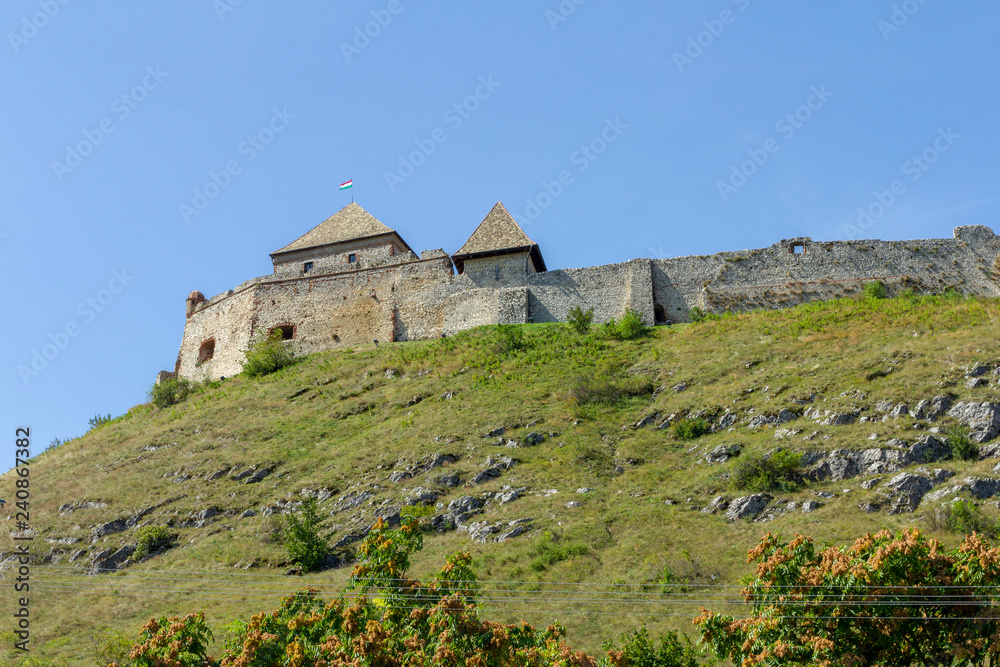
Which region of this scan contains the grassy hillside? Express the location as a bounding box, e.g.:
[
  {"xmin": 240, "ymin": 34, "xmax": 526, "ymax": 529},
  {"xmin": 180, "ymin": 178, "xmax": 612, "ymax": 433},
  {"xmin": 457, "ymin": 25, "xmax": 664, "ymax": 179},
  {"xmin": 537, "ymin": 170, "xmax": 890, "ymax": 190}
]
[{"xmin": 5, "ymin": 293, "xmax": 1000, "ymax": 665}]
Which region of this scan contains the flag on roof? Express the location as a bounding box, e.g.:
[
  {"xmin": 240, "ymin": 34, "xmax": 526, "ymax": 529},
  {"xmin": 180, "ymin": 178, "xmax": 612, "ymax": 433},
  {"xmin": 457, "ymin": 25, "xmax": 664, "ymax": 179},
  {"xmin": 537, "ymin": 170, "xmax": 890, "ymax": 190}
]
[{"xmin": 339, "ymin": 179, "xmax": 353, "ymax": 190}]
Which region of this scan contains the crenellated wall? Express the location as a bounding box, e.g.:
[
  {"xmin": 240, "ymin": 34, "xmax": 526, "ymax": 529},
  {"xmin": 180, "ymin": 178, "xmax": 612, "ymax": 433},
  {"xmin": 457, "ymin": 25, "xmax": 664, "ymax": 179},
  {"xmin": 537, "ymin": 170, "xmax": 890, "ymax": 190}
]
[{"xmin": 170, "ymin": 225, "xmax": 1000, "ymax": 381}]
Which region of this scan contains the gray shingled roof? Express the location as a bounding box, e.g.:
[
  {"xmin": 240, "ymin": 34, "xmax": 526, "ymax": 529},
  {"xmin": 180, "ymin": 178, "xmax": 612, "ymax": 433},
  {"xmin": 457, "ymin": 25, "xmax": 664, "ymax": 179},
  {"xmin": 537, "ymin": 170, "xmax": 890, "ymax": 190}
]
[
  {"xmin": 454, "ymin": 202, "xmax": 537, "ymax": 256},
  {"xmin": 272, "ymin": 203, "xmax": 397, "ymax": 256}
]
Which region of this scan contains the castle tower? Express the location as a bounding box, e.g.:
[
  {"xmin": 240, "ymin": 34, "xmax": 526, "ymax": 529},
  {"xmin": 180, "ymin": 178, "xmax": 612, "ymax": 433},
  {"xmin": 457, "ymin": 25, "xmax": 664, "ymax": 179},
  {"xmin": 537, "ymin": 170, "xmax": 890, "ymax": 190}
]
[
  {"xmin": 452, "ymin": 202, "xmax": 546, "ymax": 282},
  {"xmin": 269, "ymin": 202, "xmax": 416, "ymax": 277}
]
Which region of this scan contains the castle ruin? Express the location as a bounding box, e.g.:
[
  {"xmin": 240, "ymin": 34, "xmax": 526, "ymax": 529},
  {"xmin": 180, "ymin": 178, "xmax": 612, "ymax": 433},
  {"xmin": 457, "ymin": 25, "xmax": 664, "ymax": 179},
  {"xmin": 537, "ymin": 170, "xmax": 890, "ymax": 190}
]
[{"xmin": 166, "ymin": 201, "xmax": 1000, "ymax": 381}]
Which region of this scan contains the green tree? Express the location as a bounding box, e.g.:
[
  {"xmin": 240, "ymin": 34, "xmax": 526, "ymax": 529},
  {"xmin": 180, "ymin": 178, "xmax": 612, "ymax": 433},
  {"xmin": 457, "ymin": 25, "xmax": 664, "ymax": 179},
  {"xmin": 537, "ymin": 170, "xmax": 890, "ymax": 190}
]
[
  {"xmin": 282, "ymin": 497, "xmax": 328, "ymax": 572},
  {"xmin": 696, "ymin": 529, "xmax": 1000, "ymax": 667},
  {"xmin": 242, "ymin": 329, "xmax": 295, "ymax": 377}
]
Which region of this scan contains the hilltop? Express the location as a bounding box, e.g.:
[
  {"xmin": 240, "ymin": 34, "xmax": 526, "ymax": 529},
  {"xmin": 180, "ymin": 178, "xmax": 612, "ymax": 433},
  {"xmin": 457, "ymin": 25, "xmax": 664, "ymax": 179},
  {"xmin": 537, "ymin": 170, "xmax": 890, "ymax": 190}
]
[{"xmin": 6, "ymin": 293, "xmax": 1000, "ymax": 664}]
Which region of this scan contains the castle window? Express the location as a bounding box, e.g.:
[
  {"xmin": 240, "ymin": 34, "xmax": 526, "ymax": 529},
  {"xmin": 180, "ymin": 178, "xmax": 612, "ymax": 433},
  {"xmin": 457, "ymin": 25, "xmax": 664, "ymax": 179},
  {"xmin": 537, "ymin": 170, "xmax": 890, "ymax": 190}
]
[
  {"xmin": 348, "ymin": 253, "xmax": 357, "ymax": 264},
  {"xmin": 196, "ymin": 338, "xmax": 215, "ymax": 366},
  {"xmin": 303, "ymin": 262, "xmax": 313, "ymax": 273},
  {"xmin": 495, "ymin": 265, "xmax": 500, "ymax": 280},
  {"xmin": 270, "ymin": 324, "xmax": 295, "ymax": 340},
  {"xmin": 791, "ymin": 243, "xmax": 805, "ymax": 254}
]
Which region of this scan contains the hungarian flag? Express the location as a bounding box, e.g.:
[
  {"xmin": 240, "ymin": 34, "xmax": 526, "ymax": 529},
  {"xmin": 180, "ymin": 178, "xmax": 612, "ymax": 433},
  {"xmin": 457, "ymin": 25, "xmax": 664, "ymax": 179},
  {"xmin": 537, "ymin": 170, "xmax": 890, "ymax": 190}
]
[{"xmin": 339, "ymin": 179, "xmax": 353, "ymax": 190}]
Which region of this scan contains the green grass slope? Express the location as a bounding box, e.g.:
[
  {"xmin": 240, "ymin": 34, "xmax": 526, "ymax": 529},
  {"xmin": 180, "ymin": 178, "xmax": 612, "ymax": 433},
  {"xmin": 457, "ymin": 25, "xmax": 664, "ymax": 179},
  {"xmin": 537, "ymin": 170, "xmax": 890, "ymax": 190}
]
[{"xmin": 5, "ymin": 294, "xmax": 1000, "ymax": 664}]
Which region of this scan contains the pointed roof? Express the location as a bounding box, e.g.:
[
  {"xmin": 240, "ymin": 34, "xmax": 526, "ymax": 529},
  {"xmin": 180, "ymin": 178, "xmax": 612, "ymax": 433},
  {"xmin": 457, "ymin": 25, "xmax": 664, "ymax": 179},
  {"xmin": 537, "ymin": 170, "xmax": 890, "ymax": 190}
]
[
  {"xmin": 453, "ymin": 202, "xmax": 546, "ymax": 273},
  {"xmin": 271, "ymin": 203, "xmax": 409, "ymax": 257}
]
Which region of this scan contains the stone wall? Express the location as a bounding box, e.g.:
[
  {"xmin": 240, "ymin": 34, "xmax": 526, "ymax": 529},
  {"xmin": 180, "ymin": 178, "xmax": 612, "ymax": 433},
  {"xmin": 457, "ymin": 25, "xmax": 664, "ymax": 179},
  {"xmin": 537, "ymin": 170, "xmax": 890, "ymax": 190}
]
[{"xmin": 172, "ymin": 225, "xmax": 1000, "ymax": 381}]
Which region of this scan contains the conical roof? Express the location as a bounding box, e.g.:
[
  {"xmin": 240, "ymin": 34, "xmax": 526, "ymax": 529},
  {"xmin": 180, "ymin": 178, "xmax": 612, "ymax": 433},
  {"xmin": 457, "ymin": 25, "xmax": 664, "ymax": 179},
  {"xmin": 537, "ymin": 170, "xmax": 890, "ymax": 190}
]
[
  {"xmin": 454, "ymin": 202, "xmax": 537, "ymax": 256},
  {"xmin": 271, "ymin": 203, "xmax": 399, "ymax": 256}
]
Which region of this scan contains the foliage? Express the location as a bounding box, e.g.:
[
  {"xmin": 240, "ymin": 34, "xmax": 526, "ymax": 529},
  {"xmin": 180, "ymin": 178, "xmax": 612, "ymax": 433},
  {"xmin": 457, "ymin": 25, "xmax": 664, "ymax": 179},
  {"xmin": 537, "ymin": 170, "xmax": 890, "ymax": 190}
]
[
  {"xmin": 46, "ymin": 437, "xmax": 67, "ymax": 453},
  {"xmin": 688, "ymin": 307, "xmax": 706, "ymax": 323},
  {"xmin": 92, "ymin": 628, "xmax": 135, "ymax": 667},
  {"xmin": 947, "ymin": 425, "xmax": 978, "ymax": 461},
  {"xmin": 149, "ymin": 377, "xmax": 192, "ymax": 408},
  {"xmin": 568, "ymin": 306, "xmax": 595, "ymax": 334},
  {"xmin": 570, "ymin": 371, "xmax": 656, "ymax": 406},
  {"xmin": 931, "ymin": 499, "xmax": 1000, "ymax": 538},
  {"xmin": 528, "ymin": 531, "xmax": 590, "ymax": 572},
  {"xmin": 671, "ymin": 418, "xmax": 709, "ymax": 441},
  {"xmin": 242, "ymin": 329, "xmax": 295, "ymax": 378},
  {"xmin": 121, "ymin": 612, "xmax": 214, "ymax": 667},
  {"xmin": 88, "ymin": 413, "xmax": 113, "ymax": 430},
  {"xmin": 489, "ymin": 324, "xmax": 529, "ymax": 356},
  {"xmin": 124, "ymin": 519, "xmax": 612, "ymax": 667},
  {"xmin": 600, "ymin": 628, "xmax": 701, "ymax": 667},
  {"xmin": 730, "ymin": 450, "xmax": 802, "ymax": 493},
  {"xmin": 696, "ymin": 529, "xmax": 1000, "ymax": 667},
  {"xmin": 601, "ymin": 309, "xmax": 649, "ymax": 340},
  {"xmin": 862, "ymin": 280, "xmax": 888, "ymax": 300},
  {"xmin": 282, "ymin": 497, "xmax": 328, "ymax": 572},
  {"xmin": 129, "ymin": 526, "xmax": 176, "ymax": 563}
]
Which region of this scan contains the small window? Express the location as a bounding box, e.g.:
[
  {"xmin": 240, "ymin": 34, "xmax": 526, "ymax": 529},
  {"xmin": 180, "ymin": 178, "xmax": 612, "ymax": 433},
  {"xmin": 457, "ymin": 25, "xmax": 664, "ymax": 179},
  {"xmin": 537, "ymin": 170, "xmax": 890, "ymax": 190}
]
[
  {"xmin": 791, "ymin": 243, "xmax": 805, "ymax": 254},
  {"xmin": 494, "ymin": 265, "xmax": 500, "ymax": 280},
  {"xmin": 196, "ymin": 338, "xmax": 215, "ymax": 366},
  {"xmin": 303, "ymin": 262, "xmax": 313, "ymax": 273},
  {"xmin": 348, "ymin": 253, "xmax": 357, "ymax": 264},
  {"xmin": 269, "ymin": 324, "xmax": 294, "ymax": 340}
]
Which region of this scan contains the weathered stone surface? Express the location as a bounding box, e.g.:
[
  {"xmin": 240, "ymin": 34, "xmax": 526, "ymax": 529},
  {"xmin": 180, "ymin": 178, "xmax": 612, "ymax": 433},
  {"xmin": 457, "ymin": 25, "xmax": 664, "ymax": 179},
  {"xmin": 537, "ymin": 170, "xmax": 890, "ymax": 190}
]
[
  {"xmin": 404, "ymin": 488, "xmax": 439, "ymax": 506},
  {"xmin": 91, "ymin": 545, "xmax": 135, "ymax": 573},
  {"xmin": 883, "ymin": 471, "xmax": 949, "ymax": 513},
  {"xmin": 801, "ymin": 500, "xmax": 820, "ymax": 512},
  {"xmin": 702, "ymin": 496, "xmax": 729, "ymax": 514},
  {"xmin": 91, "ymin": 519, "xmax": 127, "ymax": 540},
  {"xmin": 705, "ymin": 444, "xmax": 741, "ymax": 464},
  {"xmin": 965, "ymin": 477, "xmax": 1000, "ymax": 499},
  {"xmin": 967, "ymin": 378, "xmax": 989, "ymax": 389},
  {"xmin": 725, "ymin": 495, "xmax": 770, "ymax": 521},
  {"xmin": 523, "ymin": 432, "xmax": 545, "ymax": 446},
  {"xmin": 807, "ymin": 437, "xmax": 949, "ymax": 482},
  {"xmin": 948, "ymin": 402, "xmax": 1000, "ymax": 443}
]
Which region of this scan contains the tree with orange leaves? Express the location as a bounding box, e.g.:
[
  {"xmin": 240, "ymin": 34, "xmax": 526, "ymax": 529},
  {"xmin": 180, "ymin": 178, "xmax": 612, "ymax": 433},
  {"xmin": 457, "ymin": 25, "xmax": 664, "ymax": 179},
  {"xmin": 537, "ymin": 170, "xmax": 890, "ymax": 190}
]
[{"xmin": 695, "ymin": 529, "xmax": 1000, "ymax": 667}]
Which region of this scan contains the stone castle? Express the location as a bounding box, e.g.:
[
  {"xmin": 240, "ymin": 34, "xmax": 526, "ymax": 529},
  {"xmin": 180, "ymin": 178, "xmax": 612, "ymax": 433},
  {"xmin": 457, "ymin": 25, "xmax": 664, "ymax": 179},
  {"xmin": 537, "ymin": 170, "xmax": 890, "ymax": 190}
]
[{"xmin": 166, "ymin": 201, "xmax": 1000, "ymax": 381}]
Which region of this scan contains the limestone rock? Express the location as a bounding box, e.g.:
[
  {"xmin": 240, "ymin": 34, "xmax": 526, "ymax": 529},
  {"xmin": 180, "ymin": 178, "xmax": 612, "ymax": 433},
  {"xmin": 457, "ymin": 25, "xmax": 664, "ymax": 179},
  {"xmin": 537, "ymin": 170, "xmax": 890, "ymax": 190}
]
[
  {"xmin": 948, "ymin": 402, "xmax": 1000, "ymax": 443},
  {"xmin": 705, "ymin": 444, "xmax": 741, "ymax": 464},
  {"xmin": 725, "ymin": 495, "xmax": 771, "ymax": 521}
]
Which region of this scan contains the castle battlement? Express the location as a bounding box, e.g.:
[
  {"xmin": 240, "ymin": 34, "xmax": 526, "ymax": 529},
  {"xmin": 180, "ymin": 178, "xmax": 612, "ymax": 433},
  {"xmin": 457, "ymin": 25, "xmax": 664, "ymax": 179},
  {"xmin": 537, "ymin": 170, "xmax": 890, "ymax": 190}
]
[{"xmin": 164, "ymin": 202, "xmax": 1000, "ymax": 382}]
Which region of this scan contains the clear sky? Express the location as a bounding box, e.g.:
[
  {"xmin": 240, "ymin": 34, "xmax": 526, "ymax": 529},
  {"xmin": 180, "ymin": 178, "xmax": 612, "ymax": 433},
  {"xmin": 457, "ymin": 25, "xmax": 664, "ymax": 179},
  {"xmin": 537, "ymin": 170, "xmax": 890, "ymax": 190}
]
[{"xmin": 2, "ymin": 1, "xmax": 998, "ymax": 470}]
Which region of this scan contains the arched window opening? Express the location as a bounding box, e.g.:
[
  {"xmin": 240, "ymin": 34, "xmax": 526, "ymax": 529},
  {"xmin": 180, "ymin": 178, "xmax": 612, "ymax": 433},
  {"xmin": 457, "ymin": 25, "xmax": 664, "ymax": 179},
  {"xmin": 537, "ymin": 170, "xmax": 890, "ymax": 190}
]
[{"xmin": 197, "ymin": 338, "xmax": 215, "ymax": 365}]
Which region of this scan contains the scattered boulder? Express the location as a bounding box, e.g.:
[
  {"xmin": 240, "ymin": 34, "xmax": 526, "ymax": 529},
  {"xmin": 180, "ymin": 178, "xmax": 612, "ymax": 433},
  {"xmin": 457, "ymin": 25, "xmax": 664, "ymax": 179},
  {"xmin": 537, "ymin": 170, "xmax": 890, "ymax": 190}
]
[
  {"xmin": 967, "ymin": 378, "xmax": 989, "ymax": 389},
  {"xmin": 244, "ymin": 466, "xmax": 275, "ymax": 484},
  {"xmin": 484, "ymin": 427, "xmax": 506, "ymax": 438},
  {"xmin": 434, "ymin": 472, "xmax": 462, "ymax": 488},
  {"xmin": 965, "ymin": 477, "xmax": 1000, "ymax": 499},
  {"xmin": 404, "ymin": 487, "xmax": 439, "ymax": 506},
  {"xmin": 883, "ymin": 471, "xmax": 952, "ymax": 513},
  {"xmin": 702, "ymin": 496, "xmax": 729, "ymax": 514},
  {"xmin": 725, "ymin": 495, "xmax": 771, "ymax": 521},
  {"xmin": 705, "ymin": 444, "xmax": 741, "ymax": 464},
  {"xmin": 523, "ymin": 432, "xmax": 546, "ymax": 446},
  {"xmin": 948, "ymin": 402, "xmax": 1000, "ymax": 443},
  {"xmin": 91, "ymin": 545, "xmax": 135, "ymax": 573},
  {"xmin": 91, "ymin": 519, "xmax": 127, "ymax": 540},
  {"xmin": 801, "ymin": 500, "xmax": 821, "ymax": 513},
  {"xmin": 967, "ymin": 365, "xmax": 993, "ymax": 378}
]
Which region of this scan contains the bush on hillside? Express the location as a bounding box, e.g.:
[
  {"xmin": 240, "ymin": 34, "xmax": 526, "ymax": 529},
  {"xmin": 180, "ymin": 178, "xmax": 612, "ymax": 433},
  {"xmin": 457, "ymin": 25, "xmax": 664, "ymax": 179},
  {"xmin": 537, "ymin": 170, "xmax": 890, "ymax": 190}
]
[
  {"xmin": 567, "ymin": 306, "xmax": 595, "ymax": 333},
  {"xmin": 601, "ymin": 309, "xmax": 649, "ymax": 340},
  {"xmin": 489, "ymin": 324, "xmax": 528, "ymax": 356},
  {"xmin": 242, "ymin": 329, "xmax": 296, "ymax": 377},
  {"xmin": 571, "ymin": 371, "xmax": 656, "ymax": 405},
  {"xmin": 129, "ymin": 525, "xmax": 176, "ymax": 563},
  {"xmin": 731, "ymin": 450, "xmax": 802, "ymax": 493},
  {"xmin": 688, "ymin": 306, "xmax": 706, "ymax": 323},
  {"xmin": 672, "ymin": 418, "xmax": 710, "ymax": 441},
  {"xmin": 88, "ymin": 413, "xmax": 113, "ymax": 430},
  {"xmin": 282, "ymin": 497, "xmax": 328, "ymax": 572},
  {"xmin": 947, "ymin": 425, "xmax": 978, "ymax": 461},
  {"xmin": 862, "ymin": 280, "xmax": 888, "ymax": 300},
  {"xmin": 149, "ymin": 377, "xmax": 191, "ymax": 408},
  {"xmin": 601, "ymin": 627, "xmax": 701, "ymax": 667}
]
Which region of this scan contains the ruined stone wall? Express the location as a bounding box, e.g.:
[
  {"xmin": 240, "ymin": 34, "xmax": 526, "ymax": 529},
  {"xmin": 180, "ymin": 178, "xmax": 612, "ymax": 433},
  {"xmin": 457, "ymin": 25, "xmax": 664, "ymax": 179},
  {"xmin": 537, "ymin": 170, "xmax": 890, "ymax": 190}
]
[
  {"xmin": 652, "ymin": 226, "xmax": 1000, "ymax": 321},
  {"xmin": 524, "ymin": 259, "xmax": 654, "ymax": 325},
  {"xmin": 173, "ymin": 225, "xmax": 1000, "ymax": 381}
]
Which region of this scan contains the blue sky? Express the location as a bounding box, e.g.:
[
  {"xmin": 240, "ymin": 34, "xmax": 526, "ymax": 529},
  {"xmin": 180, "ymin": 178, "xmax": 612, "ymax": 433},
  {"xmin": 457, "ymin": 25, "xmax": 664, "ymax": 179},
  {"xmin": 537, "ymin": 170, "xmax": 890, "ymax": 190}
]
[{"xmin": 2, "ymin": 1, "xmax": 998, "ymax": 469}]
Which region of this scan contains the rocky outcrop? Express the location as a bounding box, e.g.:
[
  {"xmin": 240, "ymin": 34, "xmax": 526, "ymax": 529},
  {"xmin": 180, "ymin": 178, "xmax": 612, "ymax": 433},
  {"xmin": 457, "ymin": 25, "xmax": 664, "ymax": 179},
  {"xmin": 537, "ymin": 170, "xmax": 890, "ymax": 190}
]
[
  {"xmin": 725, "ymin": 495, "xmax": 771, "ymax": 521},
  {"xmin": 948, "ymin": 402, "xmax": 1000, "ymax": 443},
  {"xmin": 806, "ymin": 437, "xmax": 949, "ymax": 482}
]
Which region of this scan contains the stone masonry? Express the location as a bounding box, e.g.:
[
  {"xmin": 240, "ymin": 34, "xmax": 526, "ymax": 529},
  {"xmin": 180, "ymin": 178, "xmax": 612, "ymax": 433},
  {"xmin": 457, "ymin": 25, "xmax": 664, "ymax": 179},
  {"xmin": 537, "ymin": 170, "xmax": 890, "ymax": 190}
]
[{"xmin": 165, "ymin": 202, "xmax": 1000, "ymax": 382}]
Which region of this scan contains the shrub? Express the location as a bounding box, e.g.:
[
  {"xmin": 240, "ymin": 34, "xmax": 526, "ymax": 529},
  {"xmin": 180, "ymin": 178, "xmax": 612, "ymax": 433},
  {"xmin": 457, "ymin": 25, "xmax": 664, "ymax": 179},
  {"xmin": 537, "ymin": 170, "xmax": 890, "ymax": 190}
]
[
  {"xmin": 600, "ymin": 627, "xmax": 701, "ymax": 667},
  {"xmin": 88, "ymin": 413, "xmax": 112, "ymax": 430},
  {"xmin": 570, "ymin": 372, "xmax": 656, "ymax": 405},
  {"xmin": 688, "ymin": 306, "xmax": 706, "ymax": 323},
  {"xmin": 567, "ymin": 306, "xmax": 595, "ymax": 334},
  {"xmin": 45, "ymin": 437, "xmax": 66, "ymax": 453},
  {"xmin": 947, "ymin": 426, "xmax": 978, "ymax": 461},
  {"xmin": 528, "ymin": 531, "xmax": 589, "ymax": 571},
  {"xmin": 731, "ymin": 450, "xmax": 802, "ymax": 493},
  {"xmin": 672, "ymin": 418, "xmax": 710, "ymax": 441},
  {"xmin": 149, "ymin": 377, "xmax": 191, "ymax": 408},
  {"xmin": 862, "ymin": 281, "xmax": 888, "ymax": 300},
  {"xmin": 92, "ymin": 628, "xmax": 136, "ymax": 666},
  {"xmin": 489, "ymin": 324, "xmax": 527, "ymax": 356},
  {"xmin": 936, "ymin": 499, "xmax": 999, "ymax": 537},
  {"xmin": 282, "ymin": 497, "xmax": 328, "ymax": 572},
  {"xmin": 129, "ymin": 525, "xmax": 176, "ymax": 563},
  {"xmin": 601, "ymin": 309, "xmax": 650, "ymax": 340},
  {"xmin": 242, "ymin": 329, "xmax": 295, "ymax": 377}
]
